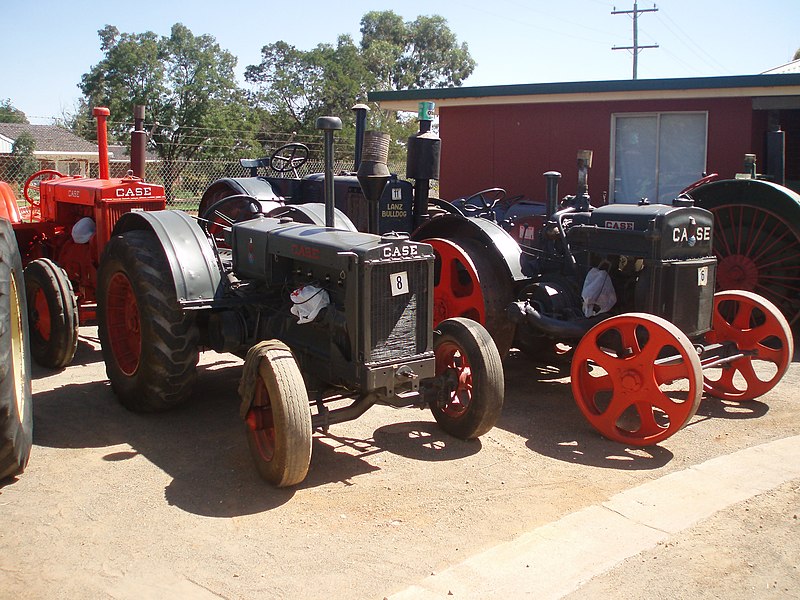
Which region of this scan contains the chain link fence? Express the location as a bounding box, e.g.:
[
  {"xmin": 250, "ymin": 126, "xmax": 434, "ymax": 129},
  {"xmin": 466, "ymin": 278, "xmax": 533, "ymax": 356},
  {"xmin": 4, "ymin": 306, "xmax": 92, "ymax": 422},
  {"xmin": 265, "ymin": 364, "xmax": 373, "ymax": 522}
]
[{"xmin": 0, "ymin": 155, "xmax": 427, "ymax": 212}]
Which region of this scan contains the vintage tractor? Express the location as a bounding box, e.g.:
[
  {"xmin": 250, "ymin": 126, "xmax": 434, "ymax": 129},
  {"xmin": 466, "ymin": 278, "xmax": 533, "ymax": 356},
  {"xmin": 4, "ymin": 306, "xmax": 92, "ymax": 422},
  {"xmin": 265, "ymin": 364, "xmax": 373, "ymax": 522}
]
[
  {"xmin": 199, "ymin": 103, "xmax": 793, "ymax": 447},
  {"xmin": 0, "ymin": 107, "xmax": 166, "ymax": 369},
  {"xmin": 682, "ymin": 156, "xmax": 800, "ymax": 330},
  {"xmin": 96, "ymin": 116, "xmax": 504, "ymax": 487},
  {"xmin": 415, "ymin": 150, "xmax": 793, "ymax": 445}
]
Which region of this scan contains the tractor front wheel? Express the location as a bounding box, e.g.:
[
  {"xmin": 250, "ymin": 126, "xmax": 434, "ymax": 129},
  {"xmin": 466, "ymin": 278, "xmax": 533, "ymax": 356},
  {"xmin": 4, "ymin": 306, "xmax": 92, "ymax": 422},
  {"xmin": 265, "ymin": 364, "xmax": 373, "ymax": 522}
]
[
  {"xmin": 242, "ymin": 342, "xmax": 312, "ymax": 487},
  {"xmin": 703, "ymin": 290, "xmax": 793, "ymax": 401},
  {"xmin": 97, "ymin": 230, "xmax": 199, "ymax": 412},
  {"xmin": 430, "ymin": 317, "xmax": 504, "ymax": 439},
  {"xmin": 571, "ymin": 313, "xmax": 703, "ymax": 446},
  {"xmin": 24, "ymin": 258, "xmax": 78, "ymax": 369}
]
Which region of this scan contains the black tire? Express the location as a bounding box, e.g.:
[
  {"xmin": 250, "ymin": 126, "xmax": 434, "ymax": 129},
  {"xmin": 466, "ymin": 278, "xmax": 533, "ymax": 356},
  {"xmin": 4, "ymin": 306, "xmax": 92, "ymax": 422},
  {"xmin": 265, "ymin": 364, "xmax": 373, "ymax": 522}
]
[
  {"xmin": 24, "ymin": 258, "xmax": 78, "ymax": 369},
  {"xmin": 0, "ymin": 219, "xmax": 33, "ymax": 479},
  {"xmin": 242, "ymin": 342, "xmax": 312, "ymax": 487},
  {"xmin": 430, "ymin": 317, "xmax": 504, "ymax": 439},
  {"xmin": 97, "ymin": 230, "xmax": 199, "ymax": 412}
]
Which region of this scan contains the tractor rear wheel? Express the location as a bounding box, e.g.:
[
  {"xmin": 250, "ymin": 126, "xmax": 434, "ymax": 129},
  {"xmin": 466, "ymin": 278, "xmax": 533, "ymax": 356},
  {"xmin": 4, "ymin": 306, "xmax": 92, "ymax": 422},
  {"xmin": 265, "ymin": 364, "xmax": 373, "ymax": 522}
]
[
  {"xmin": 242, "ymin": 341, "xmax": 312, "ymax": 487},
  {"xmin": 571, "ymin": 313, "xmax": 703, "ymax": 446},
  {"xmin": 24, "ymin": 258, "xmax": 78, "ymax": 369},
  {"xmin": 0, "ymin": 219, "xmax": 33, "ymax": 479},
  {"xmin": 702, "ymin": 290, "xmax": 793, "ymax": 401},
  {"xmin": 430, "ymin": 317, "xmax": 504, "ymax": 439},
  {"xmin": 97, "ymin": 230, "xmax": 199, "ymax": 412},
  {"xmin": 423, "ymin": 237, "xmax": 516, "ymax": 356}
]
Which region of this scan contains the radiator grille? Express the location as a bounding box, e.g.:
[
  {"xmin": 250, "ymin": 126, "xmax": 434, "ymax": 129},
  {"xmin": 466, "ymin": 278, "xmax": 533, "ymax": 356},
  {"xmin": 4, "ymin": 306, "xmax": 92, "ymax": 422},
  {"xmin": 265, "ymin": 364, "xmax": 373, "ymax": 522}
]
[
  {"xmin": 98, "ymin": 201, "xmax": 165, "ymax": 244},
  {"xmin": 368, "ymin": 261, "xmax": 429, "ymax": 363}
]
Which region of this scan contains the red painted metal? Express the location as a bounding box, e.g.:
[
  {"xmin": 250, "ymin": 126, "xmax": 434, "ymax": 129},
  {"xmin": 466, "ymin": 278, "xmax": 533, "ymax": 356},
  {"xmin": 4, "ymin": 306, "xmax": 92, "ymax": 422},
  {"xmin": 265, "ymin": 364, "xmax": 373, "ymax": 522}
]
[
  {"xmin": 571, "ymin": 313, "xmax": 703, "ymax": 446},
  {"xmin": 434, "ymin": 339, "xmax": 474, "ymax": 419},
  {"xmin": 703, "ymin": 291, "xmax": 794, "ymax": 401},
  {"xmin": 246, "ymin": 383, "xmax": 276, "ymax": 462},
  {"xmin": 424, "ymin": 237, "xmax": 485, "ymax": 326},
  {"xmin": 92, "ymin": 107, "xmax": 111, "ymax": 180},
  {"xmin": 105, "ymin": 271, "xmax": 141, "ymax": 376}
]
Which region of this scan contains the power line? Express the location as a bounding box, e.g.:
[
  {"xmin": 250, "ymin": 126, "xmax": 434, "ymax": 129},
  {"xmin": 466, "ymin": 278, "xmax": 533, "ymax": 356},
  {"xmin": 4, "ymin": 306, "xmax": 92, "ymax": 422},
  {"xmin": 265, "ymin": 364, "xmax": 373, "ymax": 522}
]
[{"xmin": 612, "ymin": 2, "xmax": 659, "ymax": 79}]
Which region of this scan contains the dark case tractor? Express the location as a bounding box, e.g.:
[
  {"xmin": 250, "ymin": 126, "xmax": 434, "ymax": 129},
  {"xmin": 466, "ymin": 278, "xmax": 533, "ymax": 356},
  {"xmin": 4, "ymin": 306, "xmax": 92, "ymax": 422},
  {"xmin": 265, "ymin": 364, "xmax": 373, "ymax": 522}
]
[{"xmin": 96, "ymin": 117, "xmax": 504, "ymax": 487}]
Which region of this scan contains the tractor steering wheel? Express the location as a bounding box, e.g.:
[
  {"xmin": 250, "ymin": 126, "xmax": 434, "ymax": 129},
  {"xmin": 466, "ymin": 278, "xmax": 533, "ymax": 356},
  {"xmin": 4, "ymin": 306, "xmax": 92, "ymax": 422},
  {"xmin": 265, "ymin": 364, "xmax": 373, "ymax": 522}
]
[
  {"xmin": 23, "ymin": 169, "xmax": 65, "ymax": 207},
  {"xmin": 269, "ymin": 143, "xmax": 310, "ymax": 176},
  {"xmin": 461, "ymin": 188, "xmax": 507, "ymax": 218},
  {"xmin": 199, "ymin": 194, "xmax": 263, "ymax": 245}
]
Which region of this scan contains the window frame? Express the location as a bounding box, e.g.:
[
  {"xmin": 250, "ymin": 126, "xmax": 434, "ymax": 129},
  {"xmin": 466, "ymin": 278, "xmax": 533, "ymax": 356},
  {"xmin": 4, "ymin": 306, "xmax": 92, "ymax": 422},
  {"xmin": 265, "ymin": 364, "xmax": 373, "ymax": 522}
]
[{"xmin": 609, "ymin": 111, "xmax": 709, "ymax": 204}]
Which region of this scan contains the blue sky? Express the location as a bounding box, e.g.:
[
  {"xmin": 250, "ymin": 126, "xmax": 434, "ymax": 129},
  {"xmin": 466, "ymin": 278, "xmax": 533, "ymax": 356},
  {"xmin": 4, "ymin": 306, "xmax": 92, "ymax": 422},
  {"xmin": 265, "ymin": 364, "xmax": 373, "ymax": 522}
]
[{"xmin": 2, "ymin": 0, "xmax": 798, "ymax": 123}]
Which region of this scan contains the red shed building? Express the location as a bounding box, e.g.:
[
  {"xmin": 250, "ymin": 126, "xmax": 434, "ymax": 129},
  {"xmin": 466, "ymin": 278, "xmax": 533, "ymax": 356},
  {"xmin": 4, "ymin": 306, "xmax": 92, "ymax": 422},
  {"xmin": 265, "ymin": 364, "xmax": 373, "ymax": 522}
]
[{"xmin": 370, "ymin": 73, "xmax": 800, "ymax": 204}]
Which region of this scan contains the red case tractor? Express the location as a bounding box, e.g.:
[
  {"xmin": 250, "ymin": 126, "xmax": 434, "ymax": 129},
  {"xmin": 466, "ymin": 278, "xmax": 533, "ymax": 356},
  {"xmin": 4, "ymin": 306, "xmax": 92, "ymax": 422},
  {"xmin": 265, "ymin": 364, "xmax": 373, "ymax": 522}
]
[{"xmin": 0, "ymin": 107, "xmax": 165, "ymax": 368}]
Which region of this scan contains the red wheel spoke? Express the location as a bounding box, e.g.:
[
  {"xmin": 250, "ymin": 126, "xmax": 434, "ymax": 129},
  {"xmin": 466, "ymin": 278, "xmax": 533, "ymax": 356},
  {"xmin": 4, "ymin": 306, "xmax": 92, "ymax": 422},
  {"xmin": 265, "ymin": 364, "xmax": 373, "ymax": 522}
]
[
  {"xmin": 704, "ymin": 291, "xmax": 793, "ymax": 401},
  {"xmin": 572, "ymin": 314, "xmax": 702, "ymax": 446}
]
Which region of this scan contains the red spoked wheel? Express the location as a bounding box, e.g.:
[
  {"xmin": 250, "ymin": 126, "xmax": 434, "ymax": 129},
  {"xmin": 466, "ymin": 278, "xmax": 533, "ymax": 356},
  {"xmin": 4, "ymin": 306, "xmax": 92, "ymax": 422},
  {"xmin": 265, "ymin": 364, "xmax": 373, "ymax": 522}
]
[
  {"xmin": 571, "ymin": 313, "xmax": 703, "ymax": 446},
  {"xmin": 23, "ymin": 169, "xmax": 64, "ymax": 207},
  {"xmin": 703, "ymin": 290, "xmax": 794, "ymax": 401},
  {"xmin": 710, "ymin": 203, "xmax": 800, "ymax": 327},
  {"xmin": 105, "ymin": 272, "xmax": 142, "ymax": 377},
  {"xmin": 23, "ymin": 258, "xmax": 78, "ymax": 369},
  {"xmin": 423, "ymin": 237, "xmax": 515, "ymax": 356}
]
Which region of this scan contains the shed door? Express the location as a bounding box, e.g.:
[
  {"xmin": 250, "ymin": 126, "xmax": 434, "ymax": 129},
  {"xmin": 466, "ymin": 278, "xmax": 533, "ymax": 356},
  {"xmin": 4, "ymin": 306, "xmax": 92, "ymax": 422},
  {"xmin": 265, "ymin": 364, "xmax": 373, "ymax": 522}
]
[{"xmin": 611, "ymin": 112, "xmax": 707, "ymax": 204}]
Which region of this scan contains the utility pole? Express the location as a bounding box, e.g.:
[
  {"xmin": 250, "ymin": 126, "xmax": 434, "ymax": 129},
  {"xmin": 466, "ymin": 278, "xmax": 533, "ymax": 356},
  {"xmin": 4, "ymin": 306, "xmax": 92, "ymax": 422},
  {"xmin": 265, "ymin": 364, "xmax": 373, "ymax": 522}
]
[{"xmin": 612, "ymin": 2, "xmax": 659, "ymax": 79}]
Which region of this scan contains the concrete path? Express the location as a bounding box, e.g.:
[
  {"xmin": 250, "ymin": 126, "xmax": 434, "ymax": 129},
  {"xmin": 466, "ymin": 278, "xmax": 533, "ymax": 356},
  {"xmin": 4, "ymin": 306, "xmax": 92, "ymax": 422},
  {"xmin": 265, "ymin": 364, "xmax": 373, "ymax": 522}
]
[{"xmin": 388, "ymin": 435, "xmax": 800, "ymax": 599}]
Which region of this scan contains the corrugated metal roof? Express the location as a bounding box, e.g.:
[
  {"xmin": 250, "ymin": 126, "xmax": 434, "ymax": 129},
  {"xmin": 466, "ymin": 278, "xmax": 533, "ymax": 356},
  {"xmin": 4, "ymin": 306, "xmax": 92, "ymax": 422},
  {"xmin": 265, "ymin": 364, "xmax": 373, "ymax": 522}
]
[
  {"xmin": 0, "ymin": 123, "xmax": 99, "ymax": 154},
  {"xmin": 763, "ymin": 59, "xmax": 800, "ymax": 74}
]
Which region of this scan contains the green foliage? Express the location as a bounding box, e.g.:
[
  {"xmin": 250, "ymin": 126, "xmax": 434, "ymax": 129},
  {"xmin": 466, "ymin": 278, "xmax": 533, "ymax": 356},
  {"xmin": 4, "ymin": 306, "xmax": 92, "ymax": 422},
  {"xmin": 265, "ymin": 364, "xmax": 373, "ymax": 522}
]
[
  {"xmin": 360, "ymin": 11, "xmax": 476, "ymax": 90},
  {"xmin": 0, "ymin": 99, "xmax": 28, "ymax": 124},
  {"xmin": 9, "ymin": 131, "xmax": 39, "ymax": 184},
  {"xmin": 245, "ymin": 10, "xmax": 473, "ymax": 157},
  {"xmin": 79, "ymin": 23, "xmax": 259, "ymax": 163}
]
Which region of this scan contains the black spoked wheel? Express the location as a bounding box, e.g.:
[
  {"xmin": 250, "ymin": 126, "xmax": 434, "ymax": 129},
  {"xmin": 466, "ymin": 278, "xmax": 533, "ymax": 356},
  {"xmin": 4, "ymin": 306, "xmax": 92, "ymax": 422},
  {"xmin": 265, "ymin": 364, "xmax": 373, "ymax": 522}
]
[
  {"xmin": 0, "ymin": 219, "xmax": 33, "ymax": 479},
  {"xmin": 97, "ymin": 230, "xmax": 199, "ymax": 412},
  {"xmin": 24, "ymin": 258, "xmax": 78, "ymax": 369},
  {"xmin": 430, "ymin": 317, "xmax": 504, "ymax": 439},
  {"xmin": 241, "ymin": 341, "xmax": 312, "ymax": 487}
]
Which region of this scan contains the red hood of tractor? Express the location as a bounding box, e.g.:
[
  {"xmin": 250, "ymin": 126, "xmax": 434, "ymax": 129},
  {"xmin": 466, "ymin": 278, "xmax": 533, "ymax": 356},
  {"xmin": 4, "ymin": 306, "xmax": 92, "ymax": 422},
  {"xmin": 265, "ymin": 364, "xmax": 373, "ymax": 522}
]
[{"xmin": 41, "ymin": 175, "xmax": 166, "ymax": 204}]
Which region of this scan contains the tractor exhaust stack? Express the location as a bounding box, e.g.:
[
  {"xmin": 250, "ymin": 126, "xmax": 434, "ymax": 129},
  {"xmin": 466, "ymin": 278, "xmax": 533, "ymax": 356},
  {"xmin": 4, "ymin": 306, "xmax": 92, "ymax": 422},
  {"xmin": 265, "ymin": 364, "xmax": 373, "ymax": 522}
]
[
  {"xmin": 131, "ymin": 105, "xmax": 147, "ymax": 179},
  {"xmin": 93, "ymin": 107, "xmax": 111, "ymax": 180},
  {"xmin": 316, "ymin": 116, "xmax": 343, "ymax": 228}
]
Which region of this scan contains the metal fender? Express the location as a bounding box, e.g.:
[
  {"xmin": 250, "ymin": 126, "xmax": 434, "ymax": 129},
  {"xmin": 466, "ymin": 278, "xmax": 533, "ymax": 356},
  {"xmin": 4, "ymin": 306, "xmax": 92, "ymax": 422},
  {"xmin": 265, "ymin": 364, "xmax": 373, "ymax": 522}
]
[
  {"xmin": 198, "ymin": 177, "xmax": 282, "ymax": 217},
  {"xmin": 0, "ymin": 182, "xmax": 22, "ymax": 224},
  {"xmin": 111, "ymin": 210, "xmax": 222, "ymax": 306},
  {"xmin": 411, "ymin": 214, "xmax": 527, "ymax": 282},
  {"xmin": 265, "ymin": 203, "xmax": 358, "ymax": 232},
  {"xmin": 690, "ymin": 178, "xmax": 800, "ymax": 215}
]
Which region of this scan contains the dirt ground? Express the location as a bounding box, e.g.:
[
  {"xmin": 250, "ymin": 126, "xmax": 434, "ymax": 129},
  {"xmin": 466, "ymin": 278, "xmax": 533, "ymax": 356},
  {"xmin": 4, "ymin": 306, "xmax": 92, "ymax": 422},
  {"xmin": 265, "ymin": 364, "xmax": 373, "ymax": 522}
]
[{"xmin": 1, "ymin": 326, "xmax": 799, "ymax": 599}]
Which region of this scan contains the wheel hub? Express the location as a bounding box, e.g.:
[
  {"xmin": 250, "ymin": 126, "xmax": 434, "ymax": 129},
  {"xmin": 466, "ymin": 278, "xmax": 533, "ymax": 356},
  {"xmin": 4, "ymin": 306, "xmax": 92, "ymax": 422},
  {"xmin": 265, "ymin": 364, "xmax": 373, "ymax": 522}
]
[
  {"xmin": 717, "ymin": 254, "xmax": 758, "ymax": 290},
  {"xmin": 620, "ymin": 369, "xmax": 643, "ymax": 392}
]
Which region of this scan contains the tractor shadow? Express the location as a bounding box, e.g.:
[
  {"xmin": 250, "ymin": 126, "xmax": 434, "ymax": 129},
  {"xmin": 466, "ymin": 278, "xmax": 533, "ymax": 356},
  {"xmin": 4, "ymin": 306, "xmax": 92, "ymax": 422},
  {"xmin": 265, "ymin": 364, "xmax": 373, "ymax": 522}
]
[
  {"xmin": 29, "ymin": 356, "xmax": 470, "ymax": 517},
  {"xmin": 501, "ymin": 350, "xmax": 778, "ymax": 470}
]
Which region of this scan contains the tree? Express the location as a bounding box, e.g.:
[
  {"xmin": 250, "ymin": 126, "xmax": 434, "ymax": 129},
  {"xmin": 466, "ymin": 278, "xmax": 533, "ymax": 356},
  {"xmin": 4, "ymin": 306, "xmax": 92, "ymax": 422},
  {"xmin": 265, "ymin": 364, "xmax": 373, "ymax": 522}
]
[
  {"xmin": 245, "ymin": 11, "xmax": 474, "ymax": 157},
  {"xmin": 9, "ymin": 132, "xmax": 39, "ymax": 185},
  {"xmin": 794, "ymin": 47, "xmax": 800, "ymax": 61},
  {"xmin": 79, "ymin": 23, "xmax": 260, "ymax": 200},
  {"xmin": 360, "ymin": 11, "xmax": 476, "ymax": 90},
  {"xmin": 245, "ymin": 35, "xmax": 373, "ymax": 143},
  {"xmin": 0, "ymin": 99, "xmax": 28, "ymax": 124}
]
